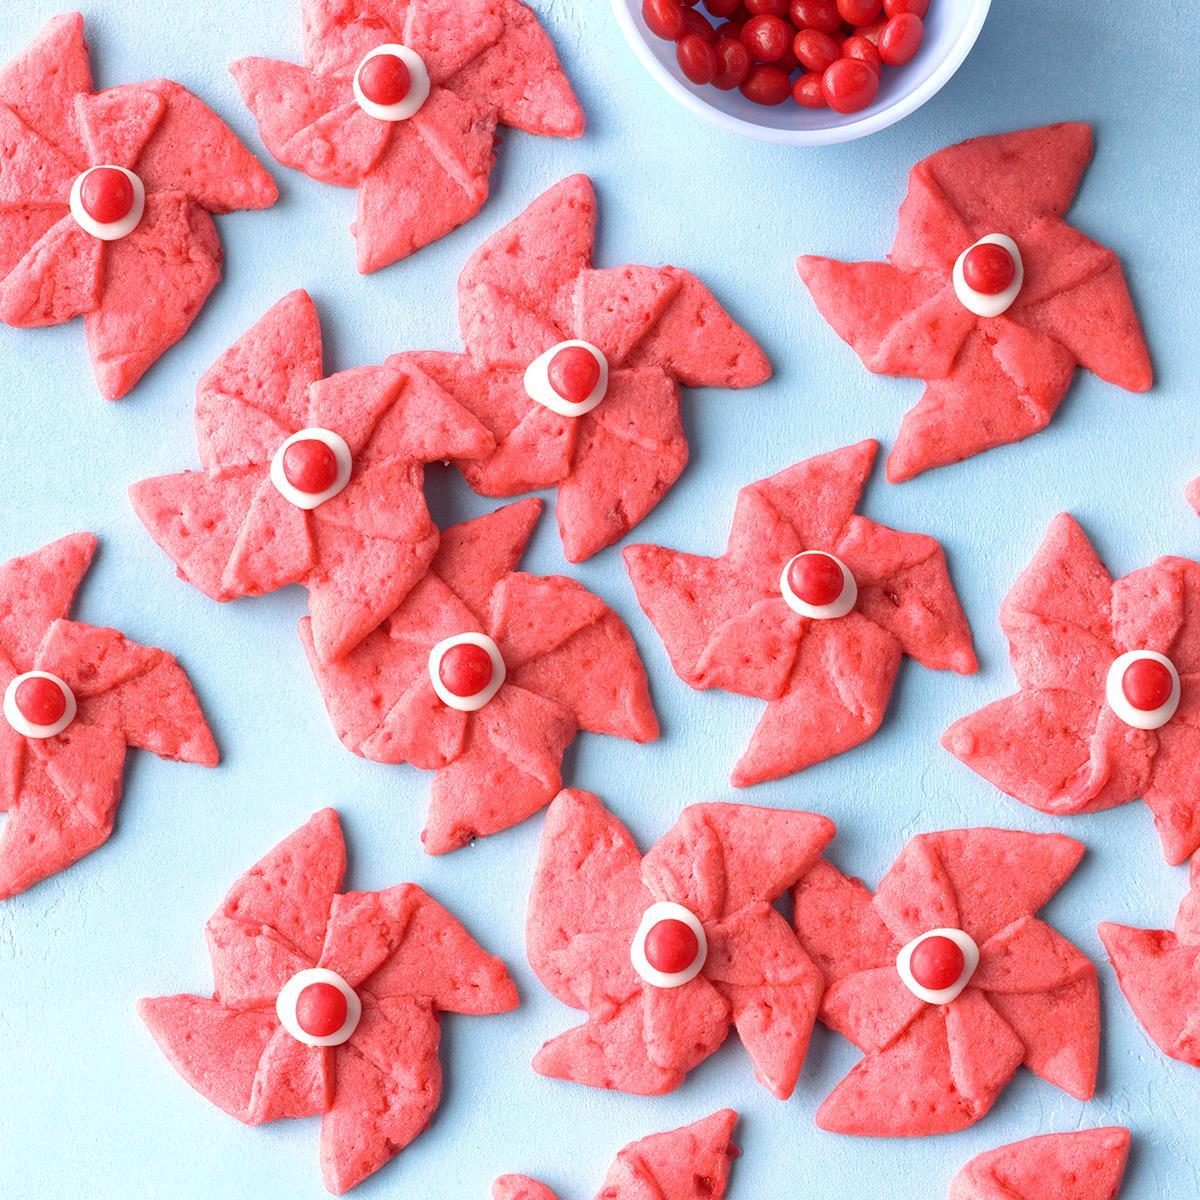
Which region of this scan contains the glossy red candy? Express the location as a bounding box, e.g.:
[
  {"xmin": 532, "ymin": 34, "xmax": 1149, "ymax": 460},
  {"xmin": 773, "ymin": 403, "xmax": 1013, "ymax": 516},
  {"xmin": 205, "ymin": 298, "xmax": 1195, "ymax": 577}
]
[
  {"xmin": 821, "ymin": 55, "xmax": 879, "ymax": 112},
  {"xmin": 682, "ymin": 8, "xmax": 719, "ymax": 39},
  {"xmin": 643, "ymin": 0, "xmax": 686, "ymax": 39},
  {"xmin": 295, "ymin": 982, "xmax": 349, "ymax": 1038},
  {"xmin": 13, "ymin": 676, "xmax": 67, "ymax": 726},
  {"xmin": 705, "ymin": 0, "xmax": 743, "ymax": 15},
  {"xmin": 80, "ymin": 167, "xmax": 135, "ymax": 224},
  {"xmin": 744, "ymin": 0, "xmax": 789, "ymax": 13},
  {"xmin": 644, "ymin": 919, "xmax": 701, "ymax": 975},
  {"xmin": 739, "ymin": 62, "xmax": 792, "ymax": 104},
  {"xmin": 842, "ymin": 33, "xmax": 883, "ymax": 75},
  {"xmin": 791, "ymin": 70, "xmax": 828, "ymax": 107},
  {"xmin": 283, "ymin": 439, "xmax": 339, "ymax": 494},
  {"xmin": 878, "ymin": 12, "xmax": 923, "ymax": 64},
  {"xmin": 909, "ymin": 935, "xmax": 966, "ymax": 992},
  {"xmin": 439, "ymin": 643, "xmax": 495, "ymax": 698},
  {"xmin": 712, "ymin": 36, "xmax": 752, "ymax": 88},
  {"xmin": 788, "ymin": 553, "xmax": 845, "ymax": 606},
  {"xmin": 741, "ymin": 13, "xmax": 791, "ymax": 61},
  {"xmin": 789, "ymin": 0, "xmax": 842, "ymax": 34},
  {"xmin": 793, "ymin": 28, "xmax": 840, "ymax": 72},
  {"xmin": 357, "ymin": 52, "xmax": 411, "ymax": 105},
  {"xmin": 884, "ymin": 0, "xmax": 928, "ymax": 14},
  {"xmin": 962, "ymin": 242, "xmax": 1016, "ymax": 295},
  {"xmin": 677, "ymin": 31, "xmax": 719, "ymax": 81},
  {"xmin": 837, "ymin": 0, "xmax": 882, "ymax": 25},
  {"xmin": 548, "ymin": 346, "xmax": 601, "ymax": 404},
  {"xmin": 1123, "ymin": 658, "xmax": 1174, "ymax": 712}
]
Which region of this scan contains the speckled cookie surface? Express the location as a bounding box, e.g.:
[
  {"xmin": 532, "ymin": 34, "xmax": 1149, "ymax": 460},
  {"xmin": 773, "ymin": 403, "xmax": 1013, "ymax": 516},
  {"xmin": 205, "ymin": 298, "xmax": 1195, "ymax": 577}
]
[{"xmin": 949, "ymin": 1128, "xmax": 1130, "ymax": 1200}]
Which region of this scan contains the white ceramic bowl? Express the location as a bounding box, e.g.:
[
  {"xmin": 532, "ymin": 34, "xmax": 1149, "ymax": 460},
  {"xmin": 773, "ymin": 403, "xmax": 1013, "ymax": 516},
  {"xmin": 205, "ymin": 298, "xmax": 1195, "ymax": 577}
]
[{"xmin": 610, "ymin": 0, "xmax": 991, "ymax": 145}]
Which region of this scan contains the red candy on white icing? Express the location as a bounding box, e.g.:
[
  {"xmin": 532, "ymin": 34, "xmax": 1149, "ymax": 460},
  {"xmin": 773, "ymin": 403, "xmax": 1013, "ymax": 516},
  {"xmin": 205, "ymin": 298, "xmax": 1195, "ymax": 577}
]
[
  {"xmin": 270, "ymin": 428, "xmax": 352, "ymax": 510},
  {"xmin": 962, "ymin": 242, "xmax": 1016, "ymax": 296},
  {"xmin": 953, "ymin": 234, "xmax": 1024, "ymax": 317},
  {"xmin": 357, "ymin": 52, "xmax": 411, "ymax": 106},
  {"xmin": 283, "ymin": 438, "xmax": 340, "ymax": 495},
  {"xmin": 897, "ymin": 927, "xmax": 979, "ymax": 1005},
  {"xmin": 1106, "ymin": 650, "xmax": 1180, "ymax": 730},
  {"xmin": 276, "ymin": 968, "xmax": 361, "ymax": 1047},
  {"xmin": 69, "ymin": 165, "xmax": 145, "ymax": 241},
  {"xmin": 548, "ymin": 345, "xmax": 602, "ymax": 406},
  {"xmin": 524, "ymin": 341, "xmax": 609, "ymax": 417},
  {"xmin": 780, "ymin": 550, "xmax": 857, "ymax": 619},
  {"xmin": 631, "ymin": 901, "xmax": 708, "ymax": 988},
  {"xmin": 428, "ymin": 634, "xmax": 506, "ymax": 712},
  {"xmin": 3, "ymin": 670, "xmax": 76, "ymax": 738},
  {"xmin": 353, "ymin": 45, "xmax": 431, "ymax": 121}
]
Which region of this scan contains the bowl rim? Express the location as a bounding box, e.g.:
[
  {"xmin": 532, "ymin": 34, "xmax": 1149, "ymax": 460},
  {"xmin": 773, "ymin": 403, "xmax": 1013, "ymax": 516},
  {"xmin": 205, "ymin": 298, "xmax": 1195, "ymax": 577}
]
[{"xmin": 609, "ymin": 0, "xmax": 992, "ymax": 146}]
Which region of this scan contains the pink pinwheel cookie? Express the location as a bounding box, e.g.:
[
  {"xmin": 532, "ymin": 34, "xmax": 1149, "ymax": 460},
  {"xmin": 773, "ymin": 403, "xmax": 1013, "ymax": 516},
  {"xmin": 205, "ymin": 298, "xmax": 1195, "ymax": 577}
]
[
  {"xmin": 0, "ymin": 13, "xmax": 276, "ymax": 399},
  {"xmin": 792, "ymin": 828, "xmax": 1099, "ymax": 1136},
  {"xmin": 0, "ymin": 533, "xmax": 217, "ymax": 899},
  {"xmin": 129, "ymin": 290, "xmax": 494, "ymax": 664},
  {"xmin": 950, "ymin": 1128, "xmax": 1130, "ymax": 1200},
  {"xmin": 625, "ymin": 440, "xmax": 976, "ymax": 786},
  {"xmin": 392, "ymin": 174, "xmax": 771, "ymax": 562},
  {"xmin": 231, "ymin": 0, "xmax": 583, "ymax": 273},
  {"xmin": 527, "ymin": 788, "xmax": 834, "ymax": 1098},
  {"xmin": 797, "ymin": 124, "xmax": 1151, "ymax": 482},
  {"xmin": 943, "ymin": 514, "xmax": 1200, "ymax": 865},
  {"xmin": 493, "ymin": 1110, "xmax": 740, "ymax": 1200},
  {"xmin": 1100, "ymin": 856, "xmax": 1200, "ymax": 1068},
  {"xmin": 302, "ymin": 501, "xmax": 658, "ymax": 853},
  {"xmin": 140, "ymin": 808, "xmax": 518, "ymax": 1195}
]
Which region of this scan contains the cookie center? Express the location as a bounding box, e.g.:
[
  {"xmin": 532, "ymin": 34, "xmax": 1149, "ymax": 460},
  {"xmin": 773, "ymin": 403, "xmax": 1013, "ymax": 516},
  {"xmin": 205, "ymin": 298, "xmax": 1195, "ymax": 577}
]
[
  {"xmin": 3, "ymin": 671, "xmax": 76, "ymax": 738},
  {"xmin": 897, "ymin": 928, "xmax": 979, "ymax": 1005},
  {"xmin": 283, "ymin": 438, "xmax": 340, "ymax": 495},
  {"xmin": 276, "ymin": 968, "xmax": 361, "ymax": 1047},
  {"xmin": 70, "ymin": 165, "xmax": 145, "ymax": 241},
  {"xmin": 353, "ymin": 45, "xmax": 431, "ymax": 121},
  {"xmin": 631, "ymin": 901, "xmax": 708, "ymax": 988},
  {"xmin": 295, "ymin": 981, "xmax": 349, "ymax": 1038},
  {"xmin": 270, "ymin": 428, "xmax": 352, "ymax": 510},
  {"xmin": 429, "ymin": 634, "xmax": 506, "ymax": 712},
  {"xmin": 953, "ymin": 234, "xmax": 1024, "ymax": 318},
  {"xmin": 780, "ymin": 551, "xmax": 857, "ymax": 619},
  {"xmin": 644, "ymin": 917, "xmax": 700, "ymax": 976},
  {"xmin": 524, "ymin": 341, "xmax": 609, "ymax": 417},
  {"xmin": 1106, "ymin": 650, "xmax": 1180, "ymax": 731},
  {"xmin": 357, "ymin": 52, "xmax": 411, "ymax": 106}
]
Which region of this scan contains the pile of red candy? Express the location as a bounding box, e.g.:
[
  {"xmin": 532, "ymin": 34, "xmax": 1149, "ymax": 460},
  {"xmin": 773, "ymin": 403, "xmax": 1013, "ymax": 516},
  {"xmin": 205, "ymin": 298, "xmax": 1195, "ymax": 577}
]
[{"xmin": 641, "ymin": 0, "xmax": 928, "ymax": 112}]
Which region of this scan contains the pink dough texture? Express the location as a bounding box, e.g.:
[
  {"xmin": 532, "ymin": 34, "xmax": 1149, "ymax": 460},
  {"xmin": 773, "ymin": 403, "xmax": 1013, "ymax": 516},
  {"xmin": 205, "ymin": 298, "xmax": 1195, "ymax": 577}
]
[
  {"xmin": 129, "ymin": 289, "xmax": 494, "ymax": 664},
  {"xmin": 392, "ymin": 174, "xmax": 771, "ymax": 561},
  {"xmin": 625, "ymin": 440, "xmax": 976, "ymax": 785},
  {"xmin": 0, "ymin": 533, "xmax": 218, "ymax": 898},
  {"xmin": 797, "ymin": 124, "xmax": 1151, "ymax": 482},
  {"xmin": 139, "ymin": 808, "xmax": 518, "ymax": 1195},
  {"xmin": 0, "ymin": 13, "xmax": 276, "ymax": 398},
  {"xmin": 527, "ymin": 788, "xmax": 834, "ymax": 1098},
  {"xmin": 950, "ymin": 1128, "xmax": 1130, "ymax": 1200},
  {"xmin": 231, "ymin": 0, "xmax": 583, "ymax": 272},
  {"xmin": 792, "ymin": 828, "xmax": 1099, "ymax": 1137},
  {"xmin": 493, "ymin": 1110, "xmax": 740, "ymax": 1200},
  {"xmin": 302, "ymin": 501, "xmax": 658, "ymax": 854},
  {"xmin": 1100, "ymin": 855, "xmax": 1200, "ymax": 1068},
  {"xmin": 943, "ymin": 513, "xmax": 1200, "ymax": 865}
]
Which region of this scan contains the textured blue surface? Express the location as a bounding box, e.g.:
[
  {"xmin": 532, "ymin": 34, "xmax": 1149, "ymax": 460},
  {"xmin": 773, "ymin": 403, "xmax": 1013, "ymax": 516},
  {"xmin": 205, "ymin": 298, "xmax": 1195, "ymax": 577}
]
[{"xmin": 1, "ymin": 2, "xmax": 1198, "ymax": 1197}]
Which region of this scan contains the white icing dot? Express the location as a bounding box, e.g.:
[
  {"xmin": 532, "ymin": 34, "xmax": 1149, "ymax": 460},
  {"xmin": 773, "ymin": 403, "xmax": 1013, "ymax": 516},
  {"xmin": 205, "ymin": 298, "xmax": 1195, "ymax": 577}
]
[
  {"xmin": 269, "ymin": 428, "xmax": 353, "ymax": 511},
  {"xmin": 428, "ymin": 633, "xmax": 506, "ymax": 713},
  {"xmin": 276, "ymin": 968, "xmax": 362, "ymax": 1047},
  {"xmin": 3, "ymin": 671, "xmax": 77, "ymax": 739},
  {"xmin": 69, "ymin": 166, "xmax": 145, "ymax": 241},
  {"xmin": 353, "ymin": 45, "xmax": 431, "ymax": 122},
  {"xmin": 1106, "ymin": 650, "xmax": 1181, "ymax": 731},
  {"xmin": 523, "ymin": 341, "xmax": 609, "ymax": 418},
  {"xmin": 896, "ymin": 928, "xmax": 979, "ymax": 1006},
  {"xmin": 952, "ymin": 234, "xmax": 1024, "ymax": 318},
  {"xmin": 630, "ymin": 901, "xmax": 708, "ymax": 989},
  {"xmin": 779, "ymin": 551, "xmax": 857, "ymax": 620}
]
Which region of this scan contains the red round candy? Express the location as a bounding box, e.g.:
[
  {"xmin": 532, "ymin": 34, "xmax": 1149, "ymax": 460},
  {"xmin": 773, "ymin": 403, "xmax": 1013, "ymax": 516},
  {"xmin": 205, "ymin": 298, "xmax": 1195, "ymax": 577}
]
[
  {"xmin": 80, "ymin": 167, "xmax": 135, "ymax": 224},
  {"xmin": 791, "ymin": 71, "xmax": 828, "ymax": 107},
  {"xmin": 439, "ymin": 642, "xmax": 495, "ymax": 698},
  {"xmin": 837, "ymin": 0, "xmax": 882, "ymax": 24},
  {"xmin": 548, "ymin": 346, "xmax": 601, "ymax": 404},
  {"xmin": 14, "ymin": 676, "xmax": 67, "ymax": 727},
  {"xmin": 676, "ymin": 32, "xmax": 719, "ymax": 82},
  {"xmin": 681, "ymin": 8, "xmax": 718, "ymax": 40},
  {"xmin": 283, "ymin": 438, "xmax": 340, "ymax": 494},
  {"xmin": 739, "ymin": 63, "xmax": 792, "ymax": 104},
  {"xmin": 878, "ymin": 12, "xmax": 923, "ymax": 64},
  {"xmin": 644, "ymin": 918, "xmax": 700, "ymax": 975},
  {"xmin": 1122, "ymin": 658, "xmax": 1174, "ymax": 713},
  {"xmin": 842, "ymin": 33, "xmax": 882, "ymax": 75},
  {"xmin": 821, "ymin": 56, "xmax": 879, "ymax": 112},
  {"xmin": 884, "ymin": 0, "xmax": 928, "ymax": 15},
  {"xmin": 744, "ymin": 0, "xmax": 789, "ymax": 12},
  {"xmin": 705, "ymin": 0, "xmax": 743, "ymax": 15},
  {"xmin": 295, "ymin": 982, "xmax": 348, "ymax": 1038},
  {"xmin": 788, "ymin": 553, "xmax": 845, "ymax": 606},
  {"xmin": 643, "ymin": 0, "xmax": 686, "ymax": 39},
  {"xmin": 793, "ymin": 28, "xmax": 840, "ymax": 72},
  {"xmin": 712, "ymin": 36, "xmax": 752, "ymax": 89},
  {"xmin": 910, "ymin": 935, "xmax": 966, "ymax": 992},
  {"xmin": 741, "ymin": 14, "xmax": 791, "ymax": 61},
  {"xmin": 357, "ymin": 52, "xmax": 411, "ymax": 105},
  {"xmin": 962, "ymin": 242, "xmax": 1016, "ymax": 295},
  {"xmin": 789, "ymin": 0, "xmax": 842, "ymax": 33}
]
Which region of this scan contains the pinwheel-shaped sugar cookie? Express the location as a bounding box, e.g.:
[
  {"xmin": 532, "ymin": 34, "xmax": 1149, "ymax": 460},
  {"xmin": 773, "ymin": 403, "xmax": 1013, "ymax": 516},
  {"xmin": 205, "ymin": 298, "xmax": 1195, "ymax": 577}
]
[
  {"xmin": 0, "ymin": 533, "xmax": 217, "ymax": 899},
  {"xmin": 528, "ymin": 789, "xmax": 834, "ymax": 1098},
  {"xmin": 797, "ymin": 123, "xmax": 1151, "ymax": 482},
  {"xmin": 231, "ymin": 0, "xmax": 583, "ymax": 272},
  {"xmin": 625, "ymin": 440, "xmax": 976, "ymax": 786},
  {"xmin": 493, "ymin": 1110, "xmax": 740, "ymax": 1200},
  {"xmin": 302, "ymin": 501, "xmax": 658, "ymax": 853},
  {"xmin": 394, "ymin": 174, "xmax": 771, "ymax": 561},
  {"xmin": 130, "ymin": 290, "xmax": 494, "ymax": 664},
  {"xmin": 792, "ymin": 828, "xmax": 1099, "ymax": 1136},
  {"xmin": 950, "ymin": 1128, "xmax": 1130, "ymax": 1200},
  {"xmin": 0, "ymin": 13, "xmax": 276, "ymax": 399},
  {"xmin": 140, "ymin": 808, "xmax": 518, "ymax": 1195},
  {"xmin": 1100, "ymin": 857, "xmax": 1200, "ymax": 1068},
  {"xmin": 943, "ymin": 514, "xmax": 1200, "ymax": 865}
]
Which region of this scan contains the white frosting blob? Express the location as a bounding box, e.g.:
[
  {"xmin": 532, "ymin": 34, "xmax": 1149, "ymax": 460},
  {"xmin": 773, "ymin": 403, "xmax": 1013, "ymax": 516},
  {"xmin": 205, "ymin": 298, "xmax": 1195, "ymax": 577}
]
[
  {"xmin": 3, "ymin": 671, "xmax": 77, "ymax": 739},
  {"xmin": 952, "ymin": 234, "xmax": 1024, "ymax": 318},
  {"xmin": 269, "ymin": 428, "xmax": 353, "ymax": 510},
  {"xmin": 896, "ymin": 928, "xmax": 980, "ymax": 1006},
  {"xmin": 524, "ymin": 341, "xmax": 609, "ymax": 418},
  {"xmin": 779, "ymin": 551, "xmax": 857, "ymax": 620},
  {"xmin": 276, "ymin": 968, "xmax": 362, "ymax": 1047},
  {"xmin": 1106, "ymin": 650, "xmax": 1181, "ymax": 731},
  {"xmin": 428, "ymin": 633, "xmax": 506, "ymax": 712},
  {"xmin": 630, "ymin": 901, "xmax": 708, "ymax": 989},
  {"xmin": 353, "ymin": 45, "xmax": 431, "ymax": 121},
  {"xmin": 69, "ymin": 166, "xmax": 146, "ymax": 241}
]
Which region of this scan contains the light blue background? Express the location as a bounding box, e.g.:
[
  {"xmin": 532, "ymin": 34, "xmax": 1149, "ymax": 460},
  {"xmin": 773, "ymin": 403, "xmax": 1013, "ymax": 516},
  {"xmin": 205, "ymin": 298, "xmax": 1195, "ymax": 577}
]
[{"xmin": 1, "ymin": 1, "xmax": 1198, "ymax": 1196}]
